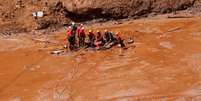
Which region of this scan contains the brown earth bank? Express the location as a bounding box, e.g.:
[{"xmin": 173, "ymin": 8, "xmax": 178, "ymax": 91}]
[
  {"xmin": 1, "ymin": 0, "xmax": 201, "ymax": 33},
  {"xmin": 0, "ymin": 16, "xmax": 201, "ymax": 101}
]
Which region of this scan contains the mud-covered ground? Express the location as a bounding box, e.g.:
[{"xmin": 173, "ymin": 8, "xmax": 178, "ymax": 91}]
[{"xmin": 0, "ymin": 16, "xmax": 201, "ymax": 101}]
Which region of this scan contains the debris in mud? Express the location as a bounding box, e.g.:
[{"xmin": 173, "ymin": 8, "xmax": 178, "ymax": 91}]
[
  {"xmin": 50, "ymin": 50, "xmax": 65, "ymax": 55},
  {"xmin": 159, "ymin": 41, "xmax": 175, "ymax": 49},
  {"xmin": 32, "ymin": 11, "xmax": 44, "ymax": 18},
  {"xmin": 127, "ymin": 38, "xmax": 134, "ymax": 44}
]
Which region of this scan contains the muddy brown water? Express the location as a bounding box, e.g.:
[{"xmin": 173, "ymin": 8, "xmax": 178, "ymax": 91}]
[{"xmin": 0, "ymin": 17, "xmax": 201, "ymax": 101}]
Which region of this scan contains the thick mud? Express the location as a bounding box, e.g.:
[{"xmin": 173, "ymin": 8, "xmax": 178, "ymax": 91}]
[{"xmin": 0, "ymin": 17, "xmax": 201, "ymax": 101}]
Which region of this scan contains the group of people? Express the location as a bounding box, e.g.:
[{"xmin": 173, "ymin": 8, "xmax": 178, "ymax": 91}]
[{"xmin": 66, "ymin": 22, "xmax": 125, "ymax": 51}]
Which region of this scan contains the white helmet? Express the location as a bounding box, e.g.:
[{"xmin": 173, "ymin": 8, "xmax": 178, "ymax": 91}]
[
  {"xmin": 68, "ymin": 26, "xmax": 71, "ymax": 29},
  {"xmin": 72, "ymin": 22, "xmax": 75, "ymax": 25}
]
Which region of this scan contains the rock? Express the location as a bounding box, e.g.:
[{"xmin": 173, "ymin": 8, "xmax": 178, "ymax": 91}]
[{"xmin": 0, "ymin": 0, "xmax": 200, "ymax": 32}]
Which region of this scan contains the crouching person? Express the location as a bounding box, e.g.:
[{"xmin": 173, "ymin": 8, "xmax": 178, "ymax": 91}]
[
  {"xmin": 85, "ymin": 30, "xmax": 95, "ymax": 48},
  {"xmin": 94, "ymin": 30, "xmax": 105, "ymax": 49},
  {"xmin": 103, "ymin": 30, "xmax": 116, "ymax": 49},
  {"xmin": 114, "ymin": 32, "xmax": 125, "ymax": 48}
]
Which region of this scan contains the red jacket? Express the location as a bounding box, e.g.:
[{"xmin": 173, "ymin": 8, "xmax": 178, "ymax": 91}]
[
  {"xmin": 77, "ymin": 26, "xmax": 82, "ymax": 36},
  {"xmin": 115, "ymin": 34, "xmax": 122, "ymax": 41},
  {"xmin": 78, "ymin": 27, "xmax": 85, "ymax": 37},
  {"xmin": 67, "ymin": 30, "xmax": 73, "ymax": 37}
]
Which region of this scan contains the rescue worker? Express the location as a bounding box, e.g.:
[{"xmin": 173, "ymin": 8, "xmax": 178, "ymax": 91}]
[
  {"xmin": 66, "ymin": 26, "xmax": 76, "ymax": 50},
  {"xmin": 78, "ymin": 27, "xmax": 86, "ymax": 48},
  {"xmin": 87, "ymin": 30, "xmax": 95, "ymax": 48},
  {"xmin": 94, "ymin": 30, "xmax": 104, "ymax": 49},
  {"xmin": 103, "ymin": 30, "xmax": 116, "ymax": 49},
  {"xmin": 71, "ymin": 22, "xmax": 77, "ymax": 42},
  {"xmin": 103, "ymin": 30, "xmax": 110, "ymax": 43},
  {"xmin": 77, "ymin": 24, "xmax": 83, "ymax": 33},
  {"xmin": 114, "ymin": 32, "xmax": 125, "ymax": 48},
  {"xmin": 103, "ymin": 30, "xmax": 115, "ymax": 43},
  {"xmin": 71, "ymin": 22, "xmax": 77, "ymax": 33}
]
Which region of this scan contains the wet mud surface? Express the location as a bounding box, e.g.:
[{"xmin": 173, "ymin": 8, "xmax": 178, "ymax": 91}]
[{"xmin": 0, "ymin": 17, "xmax": 201, "ymax": 101}]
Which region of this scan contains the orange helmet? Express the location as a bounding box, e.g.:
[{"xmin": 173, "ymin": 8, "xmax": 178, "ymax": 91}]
[{"xmin": 89, "ymin": 30, "xmax": 92, "ymax": 33}]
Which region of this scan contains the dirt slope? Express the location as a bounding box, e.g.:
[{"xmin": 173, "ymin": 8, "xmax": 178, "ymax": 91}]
[{"xmin": 0, "ymin": 0, "xmax": 200, "ymax": 32}]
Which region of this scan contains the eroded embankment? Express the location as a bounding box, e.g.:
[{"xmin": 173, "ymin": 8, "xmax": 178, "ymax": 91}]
[
  {"xmin": 0, "ymin": 17, "xmax": 201, "ymax": 101},
  {"xmin": 1, "ymin": 0, "xmax": 201, "ymax": 32}
]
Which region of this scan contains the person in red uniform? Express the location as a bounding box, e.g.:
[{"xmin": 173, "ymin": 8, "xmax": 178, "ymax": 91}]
[
  {"xmin": 77, "ymin": 24, "xmax": 83, "ymax": 35},
  {"xmin": 114, "ymin": 32, "xmax": 125, "ymax": 48},
  {"xmin": 66, "ymin": 26, "xmax": 76, "ymax": 50},
  {"xmin": 77, "ymin": 27, "xmax": 86, "ymax": 48},
  {"xmin": 95, "ymin": 30, "xmax": 104, "ymax": 49}
]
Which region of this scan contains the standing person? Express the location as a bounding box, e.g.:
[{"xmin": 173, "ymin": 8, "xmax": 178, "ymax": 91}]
[
  {"xmin": 95, "ymin": 30, "xmax": 104, "ymax": 49},
  {"xmin": 70, "ymin": 22, "xmax": 77, "ymax": 48},
  {"xmin": 71, "ymin": 22, "xmax": 77, "ymax": 33},
  {"xmin": 66, "ymin": 26, "xmax": 76, "ymax": 50},
  {"xmin": 78, "ymin": 27, "xmax": 86, "ymax": 48},
  {"xmin": 77, "ymin": 24, "xmax": 83, "ymax": 35},
  {"xmin": 88, "ymin": 30, "xmax": 95, "ymax": 48}
]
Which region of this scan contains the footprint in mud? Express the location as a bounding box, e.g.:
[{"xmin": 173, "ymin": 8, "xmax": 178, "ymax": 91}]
[
  {"xmin": 191, "ymin": 32, "xmax": 201, "ymax": 37},
  {"xmin": 148, "ymin": 48, "xmax": 160, "ymax": 52},
  {"xmin": 182, "ymin": 53, "xmax": 201, "ymax": 96},
  {"xmin": 36, "ymin": 81, "xmax": 71, "ymax": 101},
  {"xmin": 37, "ymin": 89, "xmax": 70, "ymax": 101},
  {"xmin": 9, "ymin": 97, "xmax": 22, "ymax": 101},
  {"xmin": 184, "ymin": 53, "xmax": 201, "ymax": 72},
  {"xmin": 191, "ymin": 32, "xmax": 201, "ymax": 41}
]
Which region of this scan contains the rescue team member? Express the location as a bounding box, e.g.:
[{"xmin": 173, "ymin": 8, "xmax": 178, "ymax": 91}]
[
  {"xmin": 103, "ymin": 30, "xmax": 110, "ymax": 43},
  {"xmin": 94, "ymin": 30, "xmax": 105, "ymax": 49},
  {"xmin": 103, "ymin": 30, "xmax": 116, "ymax": 49},
  {"xmin": 66, "ymin": 27, "xmax": 76, "ymax": 50},
  {"xmin": 65, "ymin": 22, "xmax": 126, "ymax": 51},
  {"xmin": 77, "ymin": 24, "xmax": 84, "ymax": 35},
  {"xmin": 71, "ymin": 22, "xmax": 77, "ymax": 33},
  {"xmin": 87, "ymin": 30, "xmax": 96, "ymax": 48},
  {"xmin": 66, "ymin": 22, "xmax": 78, "ymax": 50},
  {"xmin": 114, "ymin": 32, "xmax": 125, "ymax": 48},
  {"xmin": 77, "ymin": 27, "xmax": 86, "ymax": 48},
  {"xmin": 104, "ymin": 30, "xmax": 116, "ymax": 43}
]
